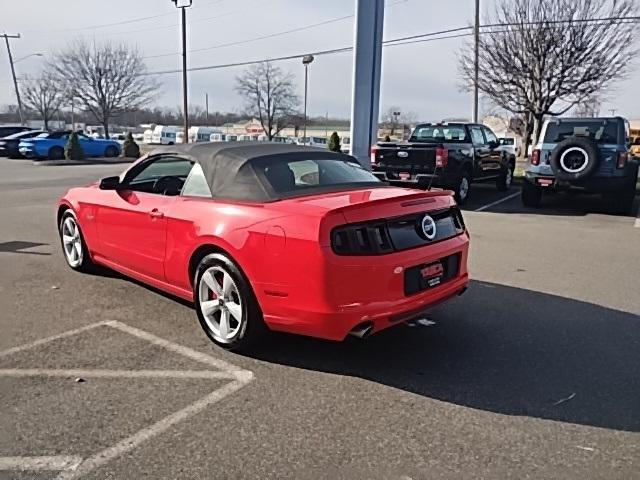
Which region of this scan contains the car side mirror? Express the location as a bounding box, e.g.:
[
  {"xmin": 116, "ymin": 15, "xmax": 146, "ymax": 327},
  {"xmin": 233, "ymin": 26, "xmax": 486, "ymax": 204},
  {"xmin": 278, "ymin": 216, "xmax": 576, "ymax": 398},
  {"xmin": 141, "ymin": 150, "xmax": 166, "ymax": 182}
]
[
  {"xmin": 99, "ymin": 176, "xmax": 121, "ymax": 190},
  {"xmin": 488, "ymin": 140, "xmax": 499, "ymax": 149}
]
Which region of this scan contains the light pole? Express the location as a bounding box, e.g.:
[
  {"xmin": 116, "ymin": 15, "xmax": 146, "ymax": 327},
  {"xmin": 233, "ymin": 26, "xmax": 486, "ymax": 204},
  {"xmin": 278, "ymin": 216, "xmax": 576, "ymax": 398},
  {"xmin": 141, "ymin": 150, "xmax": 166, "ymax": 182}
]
[
  {"xmin": 302, "ymin": 55, "xmax": 314, "ymax": 146},
  {"xmin": 472, "ymin": 0, "xmax": 480, "ymax": 123},
  {"xmin": 392, "ymin": 110, "xmax": 400, "ymax": 137},
  {"xmin": 172, "ymin": 0, "xmax": 192, "ymax": 143},
  {"xmin": 14, "ymin": 53, "xmax": 43, "ymax": 64}
]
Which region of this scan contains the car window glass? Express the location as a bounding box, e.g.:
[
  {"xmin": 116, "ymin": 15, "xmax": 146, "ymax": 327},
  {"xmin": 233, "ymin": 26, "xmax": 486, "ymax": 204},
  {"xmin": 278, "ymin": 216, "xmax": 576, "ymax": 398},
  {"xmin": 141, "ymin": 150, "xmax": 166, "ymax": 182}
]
[
  {"xmin": 127, "ymin": 156, "xmax": 193, "ymax": 187},
  {"xmin": 483, "ymin": 128, "xmax": 498, "ymax": 144},
  {"xmin": 469, "ymin": 126, "xmax": 485, "ymax": 145},
  {"xmin": 544, "ymin": 121, "xmax": 618, "ymax": 144},
  {"xmin": 181, "ymin": 163, "xmax": 212, "ymax": 197},
  {"xmin": 410, "ymin": 125, "xmax": 468, "ymax": 143}
]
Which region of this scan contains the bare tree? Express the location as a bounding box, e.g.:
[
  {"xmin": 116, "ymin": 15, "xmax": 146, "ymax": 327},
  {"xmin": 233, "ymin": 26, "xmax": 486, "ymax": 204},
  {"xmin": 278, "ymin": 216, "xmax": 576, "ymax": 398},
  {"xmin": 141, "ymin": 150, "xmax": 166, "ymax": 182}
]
[
  {"xmin": 573, "ymin": 95, "xmax": 602, "ymax": 117},
  {"xmin": 49, "ymin": 40, "xmax": 159, "ymax": 138},
  {"xmin": 21, "ymin": 72, "xmax": 64, "ymax": 130},
  {"xmin": 235, "ymin": 62, "xmax": 299, "ymax": 140},
  {"xmin": 459, "ymin": 0, "xmax": 638, "ymax": 153}
]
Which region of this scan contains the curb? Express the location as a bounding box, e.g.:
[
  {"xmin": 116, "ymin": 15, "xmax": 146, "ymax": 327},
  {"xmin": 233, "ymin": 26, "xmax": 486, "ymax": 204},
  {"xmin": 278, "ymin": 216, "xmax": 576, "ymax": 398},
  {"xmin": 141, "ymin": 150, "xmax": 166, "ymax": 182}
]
[{"xmin": 32, "ymin": 157, "xmax": 136, "ymax": 166}]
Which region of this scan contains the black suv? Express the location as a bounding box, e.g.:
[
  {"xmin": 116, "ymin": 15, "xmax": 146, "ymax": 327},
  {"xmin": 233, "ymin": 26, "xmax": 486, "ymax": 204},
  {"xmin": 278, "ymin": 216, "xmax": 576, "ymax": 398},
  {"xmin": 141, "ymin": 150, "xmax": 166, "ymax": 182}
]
[{"xmin": 522, "ymin": 117, "xmax": 638, "ymax": 214}]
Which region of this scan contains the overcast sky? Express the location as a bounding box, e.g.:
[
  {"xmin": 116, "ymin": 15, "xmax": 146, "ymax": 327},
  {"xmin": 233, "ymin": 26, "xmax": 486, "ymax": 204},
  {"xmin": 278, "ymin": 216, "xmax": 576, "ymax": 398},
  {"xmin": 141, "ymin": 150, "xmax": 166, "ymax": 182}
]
[{"xmin": 2, "ymin": 0, "xmax": 639, "ymax": 122}]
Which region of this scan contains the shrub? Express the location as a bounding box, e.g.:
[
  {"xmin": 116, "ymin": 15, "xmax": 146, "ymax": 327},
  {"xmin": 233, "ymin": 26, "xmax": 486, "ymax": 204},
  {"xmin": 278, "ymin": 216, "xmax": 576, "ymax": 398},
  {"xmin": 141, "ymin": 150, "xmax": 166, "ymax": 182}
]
[
  {"xmin": 328, "ymin": 131, "xmax": 341, "ymax": 152},
  {"xmin": 123, "ymin": 132, "xmax": 140, "ymax": 158},
  {"xmin": 384, "ymin": 134, "xmax": 391, "ymax": 142},
  {"xmin": 65, "ymin": 132, "xmax": 84, "ymax": 160}
]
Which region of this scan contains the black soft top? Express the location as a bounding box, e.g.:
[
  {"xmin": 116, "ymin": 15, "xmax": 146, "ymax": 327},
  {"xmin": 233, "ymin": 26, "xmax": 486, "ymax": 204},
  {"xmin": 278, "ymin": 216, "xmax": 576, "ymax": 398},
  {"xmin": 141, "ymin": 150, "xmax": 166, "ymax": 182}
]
[{"xmin": 146, "ymin": 141, "xmax": 359, "ymax": 201}]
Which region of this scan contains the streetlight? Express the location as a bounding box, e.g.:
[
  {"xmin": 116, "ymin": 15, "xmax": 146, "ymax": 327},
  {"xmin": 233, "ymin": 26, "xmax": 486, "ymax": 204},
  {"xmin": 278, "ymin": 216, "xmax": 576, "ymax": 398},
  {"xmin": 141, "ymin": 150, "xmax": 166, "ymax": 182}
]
[
  {"xmin": 302, "ymin": 54, "xmax": 314, "ymax": 146},
  {"xmin": 172, "ymin": 0, "xmax": 192, "ymax": 143},
  {"xmin": 14, "ymin": 52, "xmax": 43, "ymax": 64}
]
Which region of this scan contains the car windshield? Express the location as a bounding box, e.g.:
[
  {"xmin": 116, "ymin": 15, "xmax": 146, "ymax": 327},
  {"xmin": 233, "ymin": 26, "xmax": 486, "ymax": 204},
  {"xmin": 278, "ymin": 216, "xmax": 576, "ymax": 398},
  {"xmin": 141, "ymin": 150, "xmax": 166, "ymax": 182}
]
[
  {"xmin": 6, "ymin": 131, "xmax": 41, "ymax": 139},
  {"xmin": 544, "ymin": 120, "xmax": 618, "ymax": 144},
  {"xmin": 254, "ymin": 158, "xmax": 382, "ymax": 195},
  {"xmin": 410, "ymin": 124, "xmax": 469, "ymax": 143},
  {"xmin": 499, "ymin": 138, "xmax": 515, "ymax": 145}
]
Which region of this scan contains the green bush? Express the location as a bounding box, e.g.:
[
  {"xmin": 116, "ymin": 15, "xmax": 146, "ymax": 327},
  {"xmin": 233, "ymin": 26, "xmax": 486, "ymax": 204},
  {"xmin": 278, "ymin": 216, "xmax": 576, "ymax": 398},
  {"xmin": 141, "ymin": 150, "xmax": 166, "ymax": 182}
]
[
  {"xmin": 65, "ymin": 132, "xmax": 84, "ymax": 160},
  {"xmin": 328, "ymin": 131, "xmax": 341, "ymax": 152},
  {"xmin": 123, "ymin": 132, "xmax": 140, "ymax": 158}
]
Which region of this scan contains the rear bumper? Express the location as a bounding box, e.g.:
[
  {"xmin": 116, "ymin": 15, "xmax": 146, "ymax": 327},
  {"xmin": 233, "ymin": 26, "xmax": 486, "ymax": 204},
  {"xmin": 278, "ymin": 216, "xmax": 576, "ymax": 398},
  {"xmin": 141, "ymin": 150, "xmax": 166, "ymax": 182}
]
[
  {"xmin": 525, "ymin": 169, "xmax": 637, "ymax": 193},
  {"xmin": 372, "ymin": 169, "xmax": 461, "ymax": 189},
  {"xmin": 260, "ymin": 232, "xmax": 470, "ymax": 341}
]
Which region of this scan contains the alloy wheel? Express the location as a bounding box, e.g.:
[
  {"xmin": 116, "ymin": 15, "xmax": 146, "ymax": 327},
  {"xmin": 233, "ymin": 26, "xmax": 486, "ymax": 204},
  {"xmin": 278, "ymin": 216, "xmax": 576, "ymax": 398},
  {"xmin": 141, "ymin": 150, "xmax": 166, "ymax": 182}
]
[
  {"xmin": 61, "ymin": 216, "xmax": 83, "ymax": 267},
  {"xmin": 198, "ymin": 266, "xmax": 243, "ymax": 343}
]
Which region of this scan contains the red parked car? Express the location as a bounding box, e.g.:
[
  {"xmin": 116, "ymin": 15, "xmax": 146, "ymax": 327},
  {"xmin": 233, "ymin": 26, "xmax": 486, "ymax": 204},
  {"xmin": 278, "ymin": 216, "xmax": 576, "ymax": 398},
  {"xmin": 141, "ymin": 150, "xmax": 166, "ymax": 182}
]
[{"xmin": 57, "ymin": 143, "xmax": 469, "ymax": 351}]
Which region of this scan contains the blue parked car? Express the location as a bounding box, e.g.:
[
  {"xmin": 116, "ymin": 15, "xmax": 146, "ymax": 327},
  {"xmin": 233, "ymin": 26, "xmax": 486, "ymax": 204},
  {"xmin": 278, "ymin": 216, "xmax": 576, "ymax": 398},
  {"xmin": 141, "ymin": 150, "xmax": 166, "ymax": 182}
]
[{"xmin": 19, "ymin": 131, "xmax": 121, "ymax": 160}]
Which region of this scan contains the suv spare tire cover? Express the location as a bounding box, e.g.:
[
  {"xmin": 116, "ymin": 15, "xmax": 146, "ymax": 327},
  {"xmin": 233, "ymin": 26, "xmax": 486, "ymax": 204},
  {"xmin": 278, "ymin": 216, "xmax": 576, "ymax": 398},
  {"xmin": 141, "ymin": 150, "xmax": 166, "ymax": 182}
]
[{"xmin": 549, "ymin": 136, "xmax": 600, "ymax": 181}]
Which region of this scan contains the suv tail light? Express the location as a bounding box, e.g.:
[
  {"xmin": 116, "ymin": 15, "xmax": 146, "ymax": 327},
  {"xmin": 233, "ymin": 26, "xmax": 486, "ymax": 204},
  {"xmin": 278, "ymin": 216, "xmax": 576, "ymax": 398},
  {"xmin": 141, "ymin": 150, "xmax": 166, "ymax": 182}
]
[
  {"xmin": 370, "ymin": 145, "xmax": 379, "ymax": 165},
  {"xmin": 435, "ymin": 147, "xmax": 449, "ymax": 168},
  {"xmin": 617, "ymin": 151, "xmax": 628, "ymax": 169},
  {"xmin": 531, "ymin": 149, "xmax": 541, "ymax": 166},
  {"xmin": 332, "ymin": 221, "xmax": 393, "ymax": 255}
]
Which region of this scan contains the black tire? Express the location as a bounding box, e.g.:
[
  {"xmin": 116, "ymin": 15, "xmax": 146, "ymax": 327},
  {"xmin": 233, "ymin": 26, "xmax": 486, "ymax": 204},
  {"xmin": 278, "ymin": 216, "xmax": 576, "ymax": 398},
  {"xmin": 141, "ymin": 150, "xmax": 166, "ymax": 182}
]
[
  {"xmin": 496, "ymin": 160, "xmax": 514, "ymax": 191},
  {"xmin": 48, "ymin": 146, "xmax": 64, "ymax": 160},
  {"xmin": 194, "ymin": 253, "xmax": 266, "ymax": 352},
  {"xmin": 549, "ymin": 137, "xmax": 600, "ymax": 181},
  {"xmin": 521, "ymin": 180, "xmax": 542, "ymax": 207},
  {"xmin": 453, "ymin": 169, "xmax": 472, "ymax": 205},
  {"xmin": 58, "ymin": 210, "xmax": 94, "ymax": 272},
  {"xmin": 168, "ymin": 142, "xmax": 174, "ymax": 146},
  {"xmin": 105, "ymin": 146, "xmax": 119, "ymax": 158}
]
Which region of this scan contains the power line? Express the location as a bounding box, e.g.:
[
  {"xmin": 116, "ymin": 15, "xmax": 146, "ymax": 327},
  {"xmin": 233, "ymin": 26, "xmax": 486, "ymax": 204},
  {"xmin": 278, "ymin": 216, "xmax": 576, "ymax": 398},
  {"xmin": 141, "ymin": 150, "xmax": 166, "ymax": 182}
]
[
  {"xmin": 143, "ymin": 15, "xmax": 354, "ymax": 59},
  {"xmin": 143, "ymin": 0, "xmax": 408, "ymax": 60},
  {"xmin": 143, "ymin": 16, "xmax": 640, "ymax": 76},
  {"xmin": 21, "ymin": 0, "xmax": 227, "ymax": 34}
]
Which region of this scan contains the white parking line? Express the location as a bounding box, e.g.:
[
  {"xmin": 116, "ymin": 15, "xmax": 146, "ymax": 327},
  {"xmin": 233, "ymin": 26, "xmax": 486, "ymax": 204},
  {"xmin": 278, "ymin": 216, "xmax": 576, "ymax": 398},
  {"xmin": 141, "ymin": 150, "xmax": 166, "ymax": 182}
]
[
  {"xmin": 0, "ymin": 368, "xmax": 237, "ymax": 380},
  {"xmin": 55, "ymin": 380, "xmax": 248, "ymax": 480},
  {"xmin": 0, "ymin": 321, "xmax": 254, "ymax": 478},
  {"xmin": 474, "ymin": 191, "xmax": 521, "ymax": 212},
  {"xmin": 0, "ymin": 456, "xmax": 82, "ymax": 472}
]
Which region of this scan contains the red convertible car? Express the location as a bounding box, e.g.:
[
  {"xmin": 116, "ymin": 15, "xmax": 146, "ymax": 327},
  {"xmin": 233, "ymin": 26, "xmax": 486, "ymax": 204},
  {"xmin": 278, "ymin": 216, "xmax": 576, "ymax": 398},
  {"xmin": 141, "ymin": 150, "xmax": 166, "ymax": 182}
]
[{"xmin": 58, "ymin": 143, "xmax": 469, "ymax": 350}]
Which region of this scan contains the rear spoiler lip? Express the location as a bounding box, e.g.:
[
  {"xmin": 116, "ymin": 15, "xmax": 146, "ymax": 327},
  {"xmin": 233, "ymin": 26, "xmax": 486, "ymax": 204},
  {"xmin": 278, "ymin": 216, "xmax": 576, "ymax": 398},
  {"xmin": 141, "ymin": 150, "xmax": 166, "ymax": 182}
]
[{"xmin": 329, "ymin": 189, "xmax": 454, "ymax": 215}]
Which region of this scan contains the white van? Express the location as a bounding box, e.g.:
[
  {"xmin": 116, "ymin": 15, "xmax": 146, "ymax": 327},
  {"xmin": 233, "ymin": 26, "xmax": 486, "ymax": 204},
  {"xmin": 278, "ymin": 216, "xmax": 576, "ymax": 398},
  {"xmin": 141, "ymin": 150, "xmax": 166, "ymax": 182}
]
[
  {"xmin": 297, "ymin": 136, "xmax": 327, "ymax": 148},
  {"xmin": 143, "ymin": 129, "xmax": 153, "ymax": 144},
  {"xmin": 237, "ymin": 134, "xmax": 253, "ymax": 142},
  {"xmin": 189, "ymin": 126, "xmax": 223, "ymax": 143},
  {"xmin": 225, "ymin": 134, "xmax": 238, "ymax": 142},
  {"xmin": 151, "ymin": 126, "xmax": 180, "ymax": 145}
]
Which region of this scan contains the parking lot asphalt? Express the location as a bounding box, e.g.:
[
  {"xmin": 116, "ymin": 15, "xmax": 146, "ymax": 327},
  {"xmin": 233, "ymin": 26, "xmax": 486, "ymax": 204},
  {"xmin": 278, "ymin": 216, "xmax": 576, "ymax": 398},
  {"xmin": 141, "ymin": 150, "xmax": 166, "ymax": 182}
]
[{"xmin": 1, "ymin": 159, "xmax": 639, "ymax": 479}]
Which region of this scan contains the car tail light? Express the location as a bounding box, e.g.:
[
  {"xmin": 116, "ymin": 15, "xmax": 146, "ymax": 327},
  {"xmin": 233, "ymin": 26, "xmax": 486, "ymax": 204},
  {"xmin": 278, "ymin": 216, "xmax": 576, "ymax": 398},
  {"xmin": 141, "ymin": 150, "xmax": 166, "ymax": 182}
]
[
  {"xmin": 435, "ymin": 147, "xmax": 448, "ymax": 168},
  {"xmin": 617, "ymin": 151, "xmax": 628, "ymax": 168},
  {"xmin": 331, "ymin": 222, "xmax": 393, "ymax": 255},
  {"xmin": 370, "ymin": 145, "xmax": 379, "ymax": 165},
  {"xmin": 531, "ymin": 149, "xmax": 541, "ymax": 166}
]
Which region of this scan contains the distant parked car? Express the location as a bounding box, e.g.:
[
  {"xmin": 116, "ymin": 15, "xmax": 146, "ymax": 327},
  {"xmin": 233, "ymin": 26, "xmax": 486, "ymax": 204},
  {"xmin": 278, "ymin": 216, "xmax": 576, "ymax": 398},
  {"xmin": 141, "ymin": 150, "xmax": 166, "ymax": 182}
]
[
  {"xmin": 0, "ymin": 130, "xmax": 45, "ymax": 158},
  {"xmin": 19, "ymin": 131, "xmax": 121, "ymax": 160},
  {"xmin": 522, "ymin": 116, "xmax": 639, "ymax": 214},
  {"xmin": 498, "ymin": 136, "xmax": 522, "ymax": 157},
  {"xmin": 0, "ymin": 125, "xmax": 32, "ymax": 138},
  {"xmin": 296, "ymin": 136, "xmax": 328, "ymax": 148}
]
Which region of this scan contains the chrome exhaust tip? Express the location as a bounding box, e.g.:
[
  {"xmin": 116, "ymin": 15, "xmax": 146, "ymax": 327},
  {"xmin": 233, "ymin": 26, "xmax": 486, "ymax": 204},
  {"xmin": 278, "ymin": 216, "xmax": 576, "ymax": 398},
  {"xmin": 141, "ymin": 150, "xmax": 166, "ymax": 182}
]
[{"xmin": 349, "ymin": 323, "xmax": 373, "ymax": 339}]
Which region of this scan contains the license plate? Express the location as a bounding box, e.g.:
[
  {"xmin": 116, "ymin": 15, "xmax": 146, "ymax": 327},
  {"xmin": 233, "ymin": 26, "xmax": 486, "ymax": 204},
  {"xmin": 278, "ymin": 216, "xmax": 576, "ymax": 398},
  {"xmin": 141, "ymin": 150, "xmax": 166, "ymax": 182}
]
[
  {"xmin": 420, "ymin": 261, "xmax": 443, "ymax": 287},
  {"xmin": 537, "ymin": 178, "xmax": 554, "ymax": 187},
  {"xmin": 399, "ymin": 172, "xmax": 411, "ymax": 180}
]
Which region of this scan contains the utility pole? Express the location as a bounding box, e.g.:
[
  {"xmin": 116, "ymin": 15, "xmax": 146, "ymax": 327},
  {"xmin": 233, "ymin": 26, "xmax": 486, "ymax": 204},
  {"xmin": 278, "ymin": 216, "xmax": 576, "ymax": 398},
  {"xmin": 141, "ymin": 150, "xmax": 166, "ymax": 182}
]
[
  {"xmin": 609, "ymin": 108, "xmax": 617, "ymax": 116},
  {"xmin": 473, "ymin": 0, "xmax": 480, "ymax": 123},
  {"xmin": 2, "ymin": 33, "xmax": 24, "ymax": 125},
  {"xmin": 205, "ymin": 93, "xmax": 209, "ymax": 125},
  {"xmin": 172, "ymin": 0, "xmax": 192, "ymax": 143}
]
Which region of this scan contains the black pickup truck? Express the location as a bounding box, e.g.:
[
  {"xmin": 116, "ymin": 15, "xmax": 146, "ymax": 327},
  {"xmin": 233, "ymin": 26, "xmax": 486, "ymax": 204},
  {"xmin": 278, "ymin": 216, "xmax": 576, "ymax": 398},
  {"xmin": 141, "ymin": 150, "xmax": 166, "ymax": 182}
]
[{"xmin": 371, "ymin": 122, "xmax": 515, "ymax": 204}]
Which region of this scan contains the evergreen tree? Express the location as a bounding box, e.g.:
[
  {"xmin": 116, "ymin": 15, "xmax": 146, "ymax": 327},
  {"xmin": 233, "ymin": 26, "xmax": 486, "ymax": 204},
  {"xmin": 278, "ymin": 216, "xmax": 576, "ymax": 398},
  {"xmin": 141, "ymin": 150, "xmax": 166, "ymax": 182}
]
[
  {"xmin": 328, "ymin": 131, "xmax": 341, "ymax": 152},
  {"xmin": 123, "ymin": 132, "xmax": 141, "ymax": 158},
  {"xmin": 65, "ymin": 132, "xmax": 84, "ymax": 160},
  {"xmin": 384, "ymin": 134, "xmax": 391, "ymax": 142}
]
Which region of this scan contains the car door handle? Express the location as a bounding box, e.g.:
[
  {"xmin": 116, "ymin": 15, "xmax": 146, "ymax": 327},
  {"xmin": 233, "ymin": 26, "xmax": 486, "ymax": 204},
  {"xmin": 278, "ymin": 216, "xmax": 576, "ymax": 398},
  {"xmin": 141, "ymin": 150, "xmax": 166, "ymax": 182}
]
[{"xmin": 149, "ymin": 209, "xmax": 164, "ymax": 219}]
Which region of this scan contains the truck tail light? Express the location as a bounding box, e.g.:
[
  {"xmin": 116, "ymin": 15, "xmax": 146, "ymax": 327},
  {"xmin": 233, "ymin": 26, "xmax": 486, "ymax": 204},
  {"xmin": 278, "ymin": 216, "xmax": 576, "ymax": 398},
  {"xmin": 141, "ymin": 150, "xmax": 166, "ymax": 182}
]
[
  {"xmin": 435, "ymin": 147, "xmax": 448, "ymax": 168},
  {"xmin": 370, "ymin": 145, "xmax": 379, "ymax": 165},
  {"xmin": 531, "ymin": 149, "xmax": 541, "ymax": 166},
  {"xmin": 617, "ymin": 151, "xmax": 628, "ymax": 169}
]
